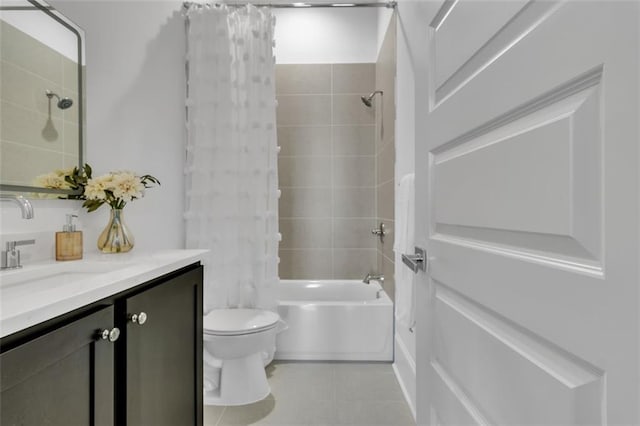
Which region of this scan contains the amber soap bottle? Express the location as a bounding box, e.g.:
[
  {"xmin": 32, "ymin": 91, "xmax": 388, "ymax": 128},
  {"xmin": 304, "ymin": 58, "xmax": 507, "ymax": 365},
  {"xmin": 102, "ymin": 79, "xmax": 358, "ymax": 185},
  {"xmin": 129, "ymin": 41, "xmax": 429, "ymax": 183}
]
[{"xmin": 56, "ymin": 214, "xmax": 83, "ymax": 261}]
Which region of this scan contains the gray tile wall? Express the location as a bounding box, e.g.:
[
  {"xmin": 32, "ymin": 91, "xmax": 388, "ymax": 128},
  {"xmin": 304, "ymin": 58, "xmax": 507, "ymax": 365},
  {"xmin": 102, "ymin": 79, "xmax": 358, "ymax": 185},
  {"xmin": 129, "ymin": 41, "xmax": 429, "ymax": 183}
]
[
  {"xmin": 0, "ymin": 21, "xmax": 80, "ymax": 186},
  {"xmin": 376, "ymin": 15, "xmax": 397, "ymax": 299},
  {"xmin": 276, "ymin": 63, "xmax": 378, "ymax": 279}
]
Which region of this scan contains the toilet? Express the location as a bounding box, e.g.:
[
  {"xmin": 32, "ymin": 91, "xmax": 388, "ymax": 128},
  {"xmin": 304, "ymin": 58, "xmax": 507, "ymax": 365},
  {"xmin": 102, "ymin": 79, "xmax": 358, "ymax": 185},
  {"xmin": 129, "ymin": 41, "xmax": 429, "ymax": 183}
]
[{"xmin": 203, "ymin": 308, "xmax": 280, "ymax": 406}]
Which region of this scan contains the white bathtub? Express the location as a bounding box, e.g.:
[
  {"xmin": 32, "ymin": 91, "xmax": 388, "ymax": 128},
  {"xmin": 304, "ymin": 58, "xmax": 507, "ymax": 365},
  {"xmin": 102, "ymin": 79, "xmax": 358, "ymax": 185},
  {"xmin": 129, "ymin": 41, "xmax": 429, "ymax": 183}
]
[{"xmin": 275, "ymin": 280, "xmax": 393, "ymax": 361}]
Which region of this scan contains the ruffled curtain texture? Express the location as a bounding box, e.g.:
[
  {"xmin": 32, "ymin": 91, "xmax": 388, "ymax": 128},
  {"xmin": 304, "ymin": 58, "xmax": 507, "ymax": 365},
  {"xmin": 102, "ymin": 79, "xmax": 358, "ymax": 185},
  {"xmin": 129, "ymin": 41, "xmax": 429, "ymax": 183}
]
[{"xmin": 185, "ymin": 5, "xmax": 279, "ymax": 313}]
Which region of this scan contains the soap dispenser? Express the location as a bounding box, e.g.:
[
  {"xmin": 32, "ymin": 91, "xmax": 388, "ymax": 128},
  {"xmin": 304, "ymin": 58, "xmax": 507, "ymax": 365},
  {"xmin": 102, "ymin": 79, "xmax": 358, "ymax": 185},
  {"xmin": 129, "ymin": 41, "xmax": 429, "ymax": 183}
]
[{"xmin": 56, "ymin": 214, "xmax": 83, "ymax": 261}]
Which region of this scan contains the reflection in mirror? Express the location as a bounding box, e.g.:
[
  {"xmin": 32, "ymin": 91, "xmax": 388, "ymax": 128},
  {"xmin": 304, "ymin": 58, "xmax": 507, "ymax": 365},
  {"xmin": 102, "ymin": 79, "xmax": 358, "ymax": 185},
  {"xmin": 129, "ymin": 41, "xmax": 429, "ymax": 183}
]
[{"xmin": 0, "ymin": 0, "xmax": 84, "ymax": 196}]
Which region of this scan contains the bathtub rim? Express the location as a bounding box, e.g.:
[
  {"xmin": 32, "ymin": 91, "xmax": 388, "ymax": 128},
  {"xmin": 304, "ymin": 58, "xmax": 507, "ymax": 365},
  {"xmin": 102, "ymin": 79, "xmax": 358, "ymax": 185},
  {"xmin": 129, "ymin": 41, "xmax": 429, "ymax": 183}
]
[{"xmin": 278, "ymin": 279, "xmax": 392, "ymax": 305}]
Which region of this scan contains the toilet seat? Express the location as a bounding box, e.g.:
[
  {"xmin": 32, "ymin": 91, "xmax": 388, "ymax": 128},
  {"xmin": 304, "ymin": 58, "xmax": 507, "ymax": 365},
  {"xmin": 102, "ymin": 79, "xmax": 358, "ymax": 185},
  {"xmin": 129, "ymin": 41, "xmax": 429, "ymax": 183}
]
[{"xmin": 204, "ymin": 309, "xmax": 279, "ymax": 336}]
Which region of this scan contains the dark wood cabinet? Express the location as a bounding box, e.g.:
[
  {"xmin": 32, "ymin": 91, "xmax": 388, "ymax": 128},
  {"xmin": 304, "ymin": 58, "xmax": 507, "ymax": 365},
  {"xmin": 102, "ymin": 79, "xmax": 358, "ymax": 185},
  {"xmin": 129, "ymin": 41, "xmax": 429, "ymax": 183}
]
[
  {"xmin": 118, "ymin": 266, "xmax": 203, "ymax": 426},
  {"xmin": 0, "ymin": 263, "xmax": 203, "ymax": 426},
  {"xmin": 0, "ymin": 306, "xmax": 115, "ymax": 426}
]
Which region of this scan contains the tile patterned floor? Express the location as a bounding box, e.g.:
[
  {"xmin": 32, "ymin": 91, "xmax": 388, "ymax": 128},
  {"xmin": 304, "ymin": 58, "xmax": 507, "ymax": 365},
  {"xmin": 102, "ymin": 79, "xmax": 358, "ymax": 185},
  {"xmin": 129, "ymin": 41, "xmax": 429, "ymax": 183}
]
[{"xmin": 204, "ymin": 361, "xmax": 415, "ymax": 426}]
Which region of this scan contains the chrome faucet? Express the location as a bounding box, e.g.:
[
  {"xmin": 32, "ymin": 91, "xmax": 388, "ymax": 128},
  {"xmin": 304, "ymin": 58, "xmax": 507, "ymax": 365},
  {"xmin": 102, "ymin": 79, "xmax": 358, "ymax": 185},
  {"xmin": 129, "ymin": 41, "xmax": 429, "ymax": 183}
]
[
  {"xmin": 363, "ymin": 273, "xmax": 384, "ymax": 284},
  {"xmin": 1, "ymin": 239, "xmax": 36, "ymax": 270},
  {"xmin": 0, "ymin": 194, "xmax": 34, "ymax": 219}
]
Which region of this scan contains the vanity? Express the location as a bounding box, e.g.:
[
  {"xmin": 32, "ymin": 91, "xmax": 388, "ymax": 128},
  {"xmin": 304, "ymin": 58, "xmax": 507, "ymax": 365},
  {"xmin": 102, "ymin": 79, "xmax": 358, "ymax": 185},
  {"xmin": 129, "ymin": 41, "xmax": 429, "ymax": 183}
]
[
  {"xmin": 0, "ymin": 2, "xmax": 205, "ymax": 424},
  {"xmin": 0, "ymin": 250, "xmax": 206, "ymax": 425}
]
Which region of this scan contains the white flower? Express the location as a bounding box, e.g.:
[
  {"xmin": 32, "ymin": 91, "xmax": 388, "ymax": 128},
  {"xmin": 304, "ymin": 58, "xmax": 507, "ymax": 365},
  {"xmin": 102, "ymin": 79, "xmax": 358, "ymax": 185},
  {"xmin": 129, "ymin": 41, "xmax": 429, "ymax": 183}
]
[
  {"xmin": 54, "ymin": 167, "xmax": 74, "ymax": 177},
  {"xmin": 84, "ymin": 174, "xmax": 113, "ymax": 200},
  {"xmin": 111, "ymin": 172, "xmax": 144, "ymax": 203},
  {"xmin": 33, "ymin": 172, "xmax": 69, "ymax": 189}
]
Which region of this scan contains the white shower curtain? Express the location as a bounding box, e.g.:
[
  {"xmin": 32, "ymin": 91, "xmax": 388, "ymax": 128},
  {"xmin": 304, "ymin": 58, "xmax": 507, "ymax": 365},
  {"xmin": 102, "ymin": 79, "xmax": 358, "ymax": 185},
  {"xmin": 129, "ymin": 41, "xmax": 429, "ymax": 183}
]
[{"xmin": 184, "ymin": 4, "xmax": 279, "ymax": 313}]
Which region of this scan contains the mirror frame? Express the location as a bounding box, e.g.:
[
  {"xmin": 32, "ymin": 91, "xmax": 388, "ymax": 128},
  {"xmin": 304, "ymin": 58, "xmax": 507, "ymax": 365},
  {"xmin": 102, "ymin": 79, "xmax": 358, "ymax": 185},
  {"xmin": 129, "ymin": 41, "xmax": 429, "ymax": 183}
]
[{"xmin": 0, "ymin": 0, "xmax": 84, "ymax": 196}]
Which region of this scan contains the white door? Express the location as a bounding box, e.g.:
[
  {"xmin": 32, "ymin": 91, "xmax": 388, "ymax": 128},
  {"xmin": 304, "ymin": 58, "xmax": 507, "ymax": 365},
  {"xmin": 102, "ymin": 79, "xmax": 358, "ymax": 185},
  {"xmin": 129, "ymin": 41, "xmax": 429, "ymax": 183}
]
[{"xmin": 410, "ymin": 1, "xmax": 640, "ymax": 424}]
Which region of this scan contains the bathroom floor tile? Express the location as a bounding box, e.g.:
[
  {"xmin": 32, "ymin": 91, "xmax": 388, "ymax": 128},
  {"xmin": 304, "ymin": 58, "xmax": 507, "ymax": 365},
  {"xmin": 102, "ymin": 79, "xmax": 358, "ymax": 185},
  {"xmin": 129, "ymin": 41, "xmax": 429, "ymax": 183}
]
[
  {"xmin": 267, "ymin": 362, "xmax": 336, "ymax": 401},
  {"xmin": 216, "ymin": 395, "xmax": 276, "ymax": 425},
  {"xmin": 204, "ymin": 405, "xmax": 226, "ymax": 426},
  {"xmin": 335, "ymin": 369, "xmax": 406, "ymax": 401},
  {"xmin": 335, "ymin": 400, "xmax": 416, "ymax": 425},
  {"xmin": 332, "ymin": 362, "xmax": 395, "ymax": 375},
  {"xmin": 211, "ymin": 361, "xmax": 414, "ymax": 426}
]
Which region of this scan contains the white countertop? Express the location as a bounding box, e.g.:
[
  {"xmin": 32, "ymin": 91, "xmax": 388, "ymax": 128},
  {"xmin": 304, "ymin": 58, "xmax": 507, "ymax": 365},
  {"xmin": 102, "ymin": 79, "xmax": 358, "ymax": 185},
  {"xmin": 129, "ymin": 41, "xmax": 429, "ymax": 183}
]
[{"xmin": 0, "ymin": 249, "xmax": 208, "ymax": 339}]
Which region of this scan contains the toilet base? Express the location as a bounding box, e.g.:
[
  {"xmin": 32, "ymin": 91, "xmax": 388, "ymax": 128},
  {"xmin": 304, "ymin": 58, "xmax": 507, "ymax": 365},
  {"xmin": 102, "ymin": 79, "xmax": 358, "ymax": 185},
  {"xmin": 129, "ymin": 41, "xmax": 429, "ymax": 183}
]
[{"xmin": 204, "ymin": 352, "xmax": 271, "ymax": 406}]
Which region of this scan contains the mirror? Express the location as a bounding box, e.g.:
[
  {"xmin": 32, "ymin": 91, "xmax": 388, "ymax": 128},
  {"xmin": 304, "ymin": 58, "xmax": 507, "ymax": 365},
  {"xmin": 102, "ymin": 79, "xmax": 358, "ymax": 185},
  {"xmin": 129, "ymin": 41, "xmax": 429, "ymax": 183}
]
[{"xmin": 0, "ymin": 0, "xmax": 84, "ymax": 196}]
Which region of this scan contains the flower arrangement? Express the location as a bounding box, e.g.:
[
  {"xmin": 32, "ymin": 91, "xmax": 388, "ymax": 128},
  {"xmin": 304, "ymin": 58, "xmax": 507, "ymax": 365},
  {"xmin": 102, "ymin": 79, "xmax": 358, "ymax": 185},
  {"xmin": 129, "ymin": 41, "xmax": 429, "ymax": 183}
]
[
  {"xmin": 36, "ymin": 164, "xmax": 159, "ymax": 253},
  {"xmin": 65, "ymin": 164, "xmax": 160, "ymax": 212},
  {"xmin": 33, "ymin": 167, "xmax": 74, "ymax": 191}
]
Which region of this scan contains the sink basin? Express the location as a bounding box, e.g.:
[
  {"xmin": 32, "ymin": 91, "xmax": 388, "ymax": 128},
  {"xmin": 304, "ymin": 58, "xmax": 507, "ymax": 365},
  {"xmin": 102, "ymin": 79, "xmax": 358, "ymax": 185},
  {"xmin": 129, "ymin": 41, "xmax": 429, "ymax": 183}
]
[
  {"xmin": 0, "ymin": 249, "xmax": 207, "ymax": 339},
  {"xmin": 0, "ymin": 261, "xmax": 135, "ymax": 292}
]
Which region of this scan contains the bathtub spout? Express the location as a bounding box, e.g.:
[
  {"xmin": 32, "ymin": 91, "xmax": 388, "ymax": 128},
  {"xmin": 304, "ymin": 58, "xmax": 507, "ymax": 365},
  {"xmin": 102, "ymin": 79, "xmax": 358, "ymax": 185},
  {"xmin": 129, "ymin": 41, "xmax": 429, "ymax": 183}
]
[{"xmin": 363, "ymin": 273, "xmax": 384, "ymax": 284}]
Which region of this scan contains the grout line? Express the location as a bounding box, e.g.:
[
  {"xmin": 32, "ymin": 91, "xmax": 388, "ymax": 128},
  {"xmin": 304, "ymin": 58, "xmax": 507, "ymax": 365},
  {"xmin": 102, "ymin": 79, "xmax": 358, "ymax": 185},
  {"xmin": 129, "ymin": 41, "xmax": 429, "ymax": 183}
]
[
  {"xmin": 279, "ymin": 154, "xmax": 375, "ymax": 159},
  {"xmin": 0, "ymin": 58, "xmax": 66, "ymax": 91},
  {"xmin": 275, "ymin": 92, "xmax": 377, "ymax": 96},
  {"xmin": 374, "ymin": 85, "xmax": 380, "ymax": 275},
  {"xmin": 280, "ymin": 248, "xmax": 378, "ymax": 252},
  {"xmin": 382, "ymin": 251, "xmax": 396, "ymax": 264},
  {"xmin": 278, "ymin": 124, "xmax": 375, "ymax": 129},
  {"xmin": 213, "ymin": 406, "xmax": 226, "ymax": 426},
  {"xmin": 280, "ymin": 185, "xmax": 376, "ymax": 189},
  {"xmin": 280, "ymin": 216, "xmax": 378, "ymax": 220},
  {"xmin": 377, "ymin": 177, "xmax": 395, "ymax": 187},
  {"xmin": 377, "ymin": 138, "xmax": 395, "ymax": 157},
  {"xmin": 0, "ymin": 138, "xmax": 67, "ymax": 155},
  {"xmin": 277, "ymin": 122, "xmax": 375, "ymax": 128},
  {"xmin": 281, "ymin": 247, "xmax": 378, "ymax": 251},
  {"xmin": 0, "ymin": 97, "xmax": 64, "ymax": 121},
  {"xmin": 330, "ymin": 63, "xmax": 335, "ymax": 279}
]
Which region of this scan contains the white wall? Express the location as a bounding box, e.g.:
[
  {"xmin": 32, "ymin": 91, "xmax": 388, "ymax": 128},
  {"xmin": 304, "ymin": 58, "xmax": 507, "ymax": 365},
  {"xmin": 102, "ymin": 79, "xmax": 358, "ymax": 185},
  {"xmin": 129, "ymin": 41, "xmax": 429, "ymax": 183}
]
[
  {"xmin": 395, "ymin": 7, "xmax": 415, "ymax": 183},
  {"xmin": 26, "ymin": 0, "xmax": 187, "ymax": 252},
  {"xmin": 0, "ymin": 200, "xmax": 83, "ymax": 264},
  {"xmin": 377, "ymin": 7, "xmax": 393, "ymax": 58},
  {"xmin": 274, "ymin": 7, "xmax": 378, "ymax": 64},
  {"xmin": 1, "ymin": 4, "xmax": 79, "ymax": 62}
]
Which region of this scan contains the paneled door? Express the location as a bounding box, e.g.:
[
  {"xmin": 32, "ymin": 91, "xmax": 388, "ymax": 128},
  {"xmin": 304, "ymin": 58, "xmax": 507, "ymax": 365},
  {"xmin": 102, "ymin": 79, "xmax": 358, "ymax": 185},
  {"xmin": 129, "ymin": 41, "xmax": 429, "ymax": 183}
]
[{"xmin": 412, "ymin": 1, "xmax": 639, "ymax": 424}]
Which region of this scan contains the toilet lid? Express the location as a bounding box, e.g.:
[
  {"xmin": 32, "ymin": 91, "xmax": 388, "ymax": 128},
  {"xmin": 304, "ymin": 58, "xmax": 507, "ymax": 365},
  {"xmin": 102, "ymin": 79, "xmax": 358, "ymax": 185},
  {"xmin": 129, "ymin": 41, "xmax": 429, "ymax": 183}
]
[{"xmin": 204, "ymin": 309, "xmax": 280, "ymax": 336}]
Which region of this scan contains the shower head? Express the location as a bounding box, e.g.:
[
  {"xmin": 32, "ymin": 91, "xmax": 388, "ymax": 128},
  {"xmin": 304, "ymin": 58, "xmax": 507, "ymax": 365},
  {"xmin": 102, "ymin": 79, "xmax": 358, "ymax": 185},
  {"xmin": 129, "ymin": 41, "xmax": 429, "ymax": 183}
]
[
  {"xmin": 45, "ymin": 90, "xmax": 73, "ymax": 110},
  {"xmin": 361, "ymin": 90, "xmax": 383, "ymax": 108}
]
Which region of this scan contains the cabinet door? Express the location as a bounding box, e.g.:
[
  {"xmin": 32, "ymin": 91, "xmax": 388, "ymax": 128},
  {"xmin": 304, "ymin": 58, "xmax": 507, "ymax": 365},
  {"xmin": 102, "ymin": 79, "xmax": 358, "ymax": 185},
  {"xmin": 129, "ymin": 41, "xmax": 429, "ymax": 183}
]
[
  {"xmin": 122, "ymin": 267, "xmax": 203, "ymax": 426},
  {"xmin": 0, "ymin": 306, "xmax": 115, "ymax": 426}
]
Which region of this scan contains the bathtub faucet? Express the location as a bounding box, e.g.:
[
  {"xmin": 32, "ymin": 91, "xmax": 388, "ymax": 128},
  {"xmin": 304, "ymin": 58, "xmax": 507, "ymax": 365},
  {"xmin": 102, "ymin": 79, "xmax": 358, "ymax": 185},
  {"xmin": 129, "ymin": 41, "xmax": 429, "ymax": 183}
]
[{"xmin": 363, "ymin": 273, "xmax": 384, "ymax": 284}]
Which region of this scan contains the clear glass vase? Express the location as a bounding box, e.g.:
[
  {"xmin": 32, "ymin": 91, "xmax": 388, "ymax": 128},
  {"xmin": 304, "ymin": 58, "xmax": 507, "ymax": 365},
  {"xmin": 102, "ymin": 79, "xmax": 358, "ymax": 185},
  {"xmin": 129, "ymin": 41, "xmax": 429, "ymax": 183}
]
[{"xmin": 97, "ymin": 208, "xmax": 134, "ymax": 253}]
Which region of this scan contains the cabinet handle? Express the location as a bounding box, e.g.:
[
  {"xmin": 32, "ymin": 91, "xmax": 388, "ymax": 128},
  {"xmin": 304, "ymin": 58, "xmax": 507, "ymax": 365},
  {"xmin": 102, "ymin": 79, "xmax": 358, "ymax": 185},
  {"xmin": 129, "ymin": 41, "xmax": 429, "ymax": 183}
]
[
  {"xmin": 98, "ymin": 327, "xmax": 120, "ymax": 342},
  {"xmin": 129, "ymin": 312, "xmax": 148, "ymax": 325}
]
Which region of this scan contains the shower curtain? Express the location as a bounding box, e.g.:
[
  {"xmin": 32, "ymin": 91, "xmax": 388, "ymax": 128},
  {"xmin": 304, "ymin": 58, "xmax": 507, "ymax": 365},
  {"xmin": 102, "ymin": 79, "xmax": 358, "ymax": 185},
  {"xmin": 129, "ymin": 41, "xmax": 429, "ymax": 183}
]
[{"xmin": 184, "ymin": 4, "xmax": 279, "ymax": 313}]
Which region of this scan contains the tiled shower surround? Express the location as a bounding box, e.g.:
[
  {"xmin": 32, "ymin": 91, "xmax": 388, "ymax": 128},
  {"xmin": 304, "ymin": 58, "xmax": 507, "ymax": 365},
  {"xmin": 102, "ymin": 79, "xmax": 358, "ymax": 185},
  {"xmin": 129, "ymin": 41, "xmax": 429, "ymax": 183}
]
[
  {"xmin": 376, "ymin": 16, "xmax": 396, "ymax": 300},
  {"xmin": 0, "ymin": 21, "xmax": 80, "ymax": 186},
  {"xmin": 276, "ymin": 63, "xmax": 379, "ymax": 280}
]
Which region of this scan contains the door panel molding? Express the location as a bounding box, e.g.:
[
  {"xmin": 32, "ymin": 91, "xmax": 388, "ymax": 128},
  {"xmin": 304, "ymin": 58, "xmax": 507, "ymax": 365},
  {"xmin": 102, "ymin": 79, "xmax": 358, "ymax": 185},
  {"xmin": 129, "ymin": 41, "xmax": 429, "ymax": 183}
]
[
  {"xmin": 431, "ymin": 0, "xmax": 563, "ymax": 108},
  {"xmin": 430, "ymin": 67, "xmax": 603, "ymax": 276},
  {"xmin": 434, "ymin": 282, "xmax": 604, "ymax": 425},
  {"xmin": 431, "ymin": 360, "xmax": 493, "ymax": 426}
]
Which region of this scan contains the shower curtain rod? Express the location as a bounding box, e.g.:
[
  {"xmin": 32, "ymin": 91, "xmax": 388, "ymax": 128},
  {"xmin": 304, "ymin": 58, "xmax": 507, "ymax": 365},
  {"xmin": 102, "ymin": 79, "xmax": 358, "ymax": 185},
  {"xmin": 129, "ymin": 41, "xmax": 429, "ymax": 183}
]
[{"xmin": 183, "ymin": 1, "xmax": 396, "ymax": 9}]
